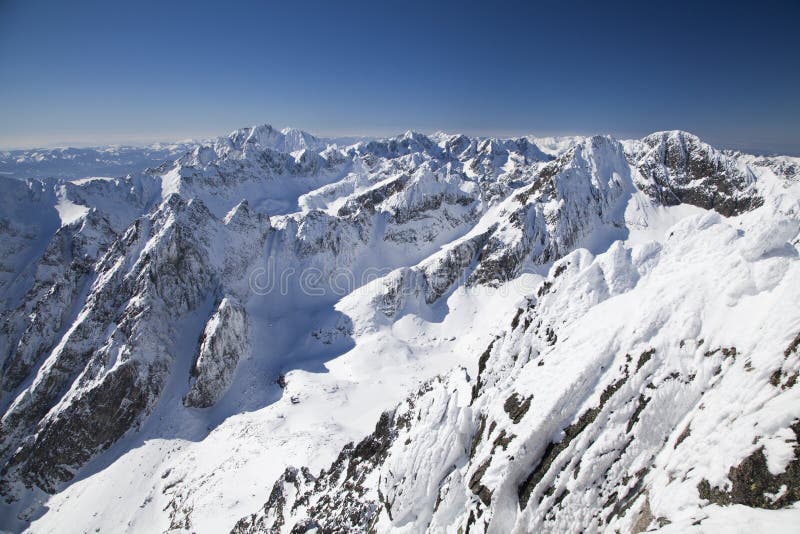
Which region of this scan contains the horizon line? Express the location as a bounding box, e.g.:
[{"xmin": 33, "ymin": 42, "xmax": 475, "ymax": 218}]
[{"xmin": 0, "ymin": 125, "xmax": 797, "ymax": 157}]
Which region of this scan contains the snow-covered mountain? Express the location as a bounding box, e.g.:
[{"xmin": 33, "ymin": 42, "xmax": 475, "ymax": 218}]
[{"xmin": 0, "ymin": 125, "xmax": 797, "ymax": 533}]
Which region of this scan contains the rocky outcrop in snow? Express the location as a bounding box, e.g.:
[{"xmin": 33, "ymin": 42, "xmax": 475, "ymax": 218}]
[
  {"xmin": 629, "ymin": 131, "xmax": 762, "ymax": 216},
  {"xmin": 184, "ymin": 297, "xmax": 249, "ymax": 408}
]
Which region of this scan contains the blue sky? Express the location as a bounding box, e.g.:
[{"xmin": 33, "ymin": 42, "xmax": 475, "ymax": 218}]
[{"xmin": 0, "ymin": 0, "xmax": 798, "ymax": 153}]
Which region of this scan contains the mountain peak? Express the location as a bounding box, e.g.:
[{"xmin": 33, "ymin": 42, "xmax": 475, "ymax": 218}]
[{"xmin": 643, "ymin": 129, "xmax": 704, "ymax": 146}]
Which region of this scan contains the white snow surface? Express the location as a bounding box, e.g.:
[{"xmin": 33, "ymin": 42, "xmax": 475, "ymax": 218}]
[{"xmin": 0, "ymin": 124, "xmax": 797, "ymax": 533}]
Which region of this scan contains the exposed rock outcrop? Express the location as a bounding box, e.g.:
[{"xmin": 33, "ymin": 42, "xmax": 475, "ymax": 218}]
[
  {"xmin": 184, "ymin": 297, "xmax": 249, "ymax": 408},
  {"xmin": 630, "ymin": 131, "xmax": 763, "ymax": 216}
]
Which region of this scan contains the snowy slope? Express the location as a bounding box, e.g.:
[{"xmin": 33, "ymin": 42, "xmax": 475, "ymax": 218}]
[
  {"xmin": 236, "ymin": 194, "xmax": 800, "ymax": 533},
  {"xmin": 0, "ymin": 124, "xmax": 797, "ymax": 533}
]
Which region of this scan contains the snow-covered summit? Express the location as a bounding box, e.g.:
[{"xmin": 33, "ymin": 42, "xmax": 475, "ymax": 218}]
[{"xmin": 0, "ymin": 124, "xmax": 798, "ymax": 533}]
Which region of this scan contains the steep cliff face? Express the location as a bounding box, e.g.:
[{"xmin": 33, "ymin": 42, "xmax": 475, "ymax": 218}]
[
  {"xmin": 0, "ymin": 125, "xmax": 797, "ymax": 532},
  {"xmin": 0, "ymin": 173, "xmax": 162, "ymax": 393},
  {"xmin": 0, "ymin": 193, "xmax": 269, "ymax": 497},
  {"xmin": 0, "ymin": 209, "xmax": 117, "ymax": 393},
  {"xmin": 0, "ymin": 196, "xmax": 213, "ymax": 494},
  {"xmin": 628, "ymin": 131, "xmax": 763, "ymax": 216},
  {"xmin": 184, "ymin": 297, "xmax": 249, "ymax": 409}
]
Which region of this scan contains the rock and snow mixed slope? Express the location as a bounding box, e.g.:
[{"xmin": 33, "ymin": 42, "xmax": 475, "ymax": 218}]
[{"xmin": 0, "ymin": 125, "xmax": 797, "ymax": 533}]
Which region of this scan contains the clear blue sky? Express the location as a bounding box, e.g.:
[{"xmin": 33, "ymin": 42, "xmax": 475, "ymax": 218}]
[{"xmin": 0, "ymin": 0, "xmax": 798, "ymax": 153}]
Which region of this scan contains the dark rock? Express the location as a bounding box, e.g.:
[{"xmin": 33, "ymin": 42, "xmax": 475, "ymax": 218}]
[
  {"xmin": 503, "ymin": 393, "xmax": 533, "ymax": 424},
  {"xmin": 697, "ymin": 421, "xmax": 800, "ymax": 509}
]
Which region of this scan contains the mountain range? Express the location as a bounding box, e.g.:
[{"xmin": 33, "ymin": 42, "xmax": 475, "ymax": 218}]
[{"xmin": 0, "ymin": 124, "xmax": 798, "ymax": 533}]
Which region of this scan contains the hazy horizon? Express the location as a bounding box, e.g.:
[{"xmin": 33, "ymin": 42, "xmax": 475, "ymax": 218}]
[
  {"xmin": 1, "ymin": 124, "xmax": 798, "ymax": 158},
  {"xmin": 1, "ymin": 0, "xmax": 798, "ymax": 154}
]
